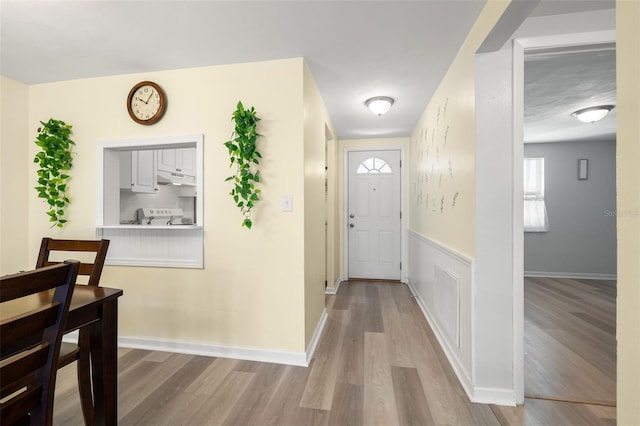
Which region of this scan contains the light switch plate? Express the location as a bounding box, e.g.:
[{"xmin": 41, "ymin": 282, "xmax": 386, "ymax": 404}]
[{"xmin": 282, "ymin": 194, "xmax": 293, "ymax": 212}]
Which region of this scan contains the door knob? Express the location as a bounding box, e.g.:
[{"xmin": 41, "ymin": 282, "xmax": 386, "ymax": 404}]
[
  {"xmin": 349, "ymin": 214, "xmax": 355, "ymax": 218},
  {"xmin": 349, "ymin": 223, "xmax": 355, "ymax": 228}
]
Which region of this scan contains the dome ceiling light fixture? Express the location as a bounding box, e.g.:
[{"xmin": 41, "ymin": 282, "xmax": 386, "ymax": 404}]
[
  {"xmin": 365, "ymin": 96, "xmax": 395, "ymax": 116},
  {"xmin": 571, "ymin": 105, "xmax": 615, "ymax": 123}
]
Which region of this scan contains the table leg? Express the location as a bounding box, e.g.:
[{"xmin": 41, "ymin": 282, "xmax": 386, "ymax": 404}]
[{"xmin": 90, "ymin": 299, "xmax": 118, "ymax": 426}]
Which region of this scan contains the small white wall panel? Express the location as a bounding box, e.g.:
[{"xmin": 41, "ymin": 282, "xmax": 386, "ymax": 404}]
[
  {"xmin": 99, "ymin": 227, "xmax": 203, "ymax": 268},
  {"xmin": 434, "ymin": 265, "xmax": 460, "ymax": 348},
  {"xmin": 407, "ymin": 230, "xmax": 472, "ymax": 399}
]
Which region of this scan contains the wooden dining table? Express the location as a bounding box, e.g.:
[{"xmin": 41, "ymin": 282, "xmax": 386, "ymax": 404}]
[{"xmin": 1, "ymin": 284, "xmax": 123, "ymax": 426}]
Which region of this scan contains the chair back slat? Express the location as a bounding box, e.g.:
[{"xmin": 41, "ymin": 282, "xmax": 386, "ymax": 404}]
[
  {"xmin": 1, "ymin": 384, "xmax": 43, "ymax": 425},
  {"xmin": 36, "ymin": 238, "xmax": 109, "ymax": 287},
  {"xmin": 0, "ymin": 344, "xmax": 49, "ymax": 398},
  {"xmin": 0, "ymin": 261, "xmax": 79, "ymax": 426},
  {"xmin": 1, "ymin": 304, "xmax": 59, "ymax": 351},
  {"xmin": 1, "ymin": 267, "xmax": 72, "ymax": 303}
]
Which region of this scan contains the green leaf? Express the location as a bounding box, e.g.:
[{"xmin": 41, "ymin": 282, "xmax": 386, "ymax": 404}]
[
  {"xmin": 34, "ymin": 117, "xmax": 73, "ymax": 228},
  {"xmin": 225, "ymin": 103, "xmax": 263, "ymax": 229}
]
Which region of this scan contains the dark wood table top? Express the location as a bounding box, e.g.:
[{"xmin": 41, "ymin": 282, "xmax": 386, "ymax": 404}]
[{"xmin": 1, "ymin": 285, "xmax": 123, "ymax": 325}]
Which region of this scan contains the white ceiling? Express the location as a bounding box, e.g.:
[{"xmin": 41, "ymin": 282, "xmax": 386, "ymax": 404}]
[
  {"xmin": 524, "ymin": 45, "xmax": 616, "ymax": 143},
  {"xmin": 0, "ymin": 0, "xmax": 616, "ymax": 141}
]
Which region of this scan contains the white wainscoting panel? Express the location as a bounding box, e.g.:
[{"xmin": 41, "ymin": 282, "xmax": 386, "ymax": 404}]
[
  {"xmin": 97, "ymin": 227, "xmax": 203, "ymax": 268},
  {"xmin": 407, "ymin": 229, "xmax": 473, "ymax": 399}
]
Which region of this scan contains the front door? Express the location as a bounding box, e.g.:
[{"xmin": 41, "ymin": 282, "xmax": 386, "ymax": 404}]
[{"xmin": 347, "ymin": 150, "xmax": 401, "ymax": 280}]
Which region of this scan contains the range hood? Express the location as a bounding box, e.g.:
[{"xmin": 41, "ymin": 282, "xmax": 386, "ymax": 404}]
[{"xmin": 157, "ymin": 170, "xmax": 196, "ymax": 186}]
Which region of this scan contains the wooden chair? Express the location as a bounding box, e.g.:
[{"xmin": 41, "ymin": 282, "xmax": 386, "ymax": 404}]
[
  {"xmin": 36, "ymin": 238, "xmax": 110, "ymax": 425},
  {"xmin": 1, "ymin": 261, "xmax": 80, "ymax": 426}
]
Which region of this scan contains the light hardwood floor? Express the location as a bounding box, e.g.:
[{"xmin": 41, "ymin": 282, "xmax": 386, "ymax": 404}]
[
  {"xmin": 52, "ymin": 280, "xmax": 616, "ymax": 425},
  {"xmin": 524, "ymin": 277, "xmax": 616, "ymax": 405}
]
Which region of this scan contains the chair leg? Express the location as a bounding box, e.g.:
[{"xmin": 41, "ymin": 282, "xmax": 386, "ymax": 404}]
[{"xmin": 77, "ymin": 329, "xmax": 95, "ymax": 426}]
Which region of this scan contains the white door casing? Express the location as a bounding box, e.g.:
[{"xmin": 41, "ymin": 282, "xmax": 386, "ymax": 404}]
[{"xmin": 347, "ymin": 150, "xmax": 401, "ymax": 280}]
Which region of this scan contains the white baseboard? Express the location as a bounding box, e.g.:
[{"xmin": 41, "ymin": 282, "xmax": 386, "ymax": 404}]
[
  {"xmin": 325, "ymin": 277, "xmax": 344, "ymax": 295},
  {"xmin": 524, "ymin": 271, "xmax": 617, "ymax": 280},
  {"xmin": 472, "ymin": 387, "xmax": 517, "ymax": 406},
  {"xmin": 306, "ymin": 308, "xmax": 328, "ymax": 364},
  {"xmin": 117, "ymin": 336, "xmax": 309, "ymax": 366},
  {"xmin": 64, "ymin": 308, "xmax": 330, "ymax": 368}
]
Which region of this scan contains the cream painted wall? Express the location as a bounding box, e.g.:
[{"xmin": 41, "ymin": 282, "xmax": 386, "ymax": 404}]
[
  {"xmin": 616, "ymin": 0, "xmax": 640, "ymax": 423},
  {"xmin": 326, "ymin": 127, "xmax": 340, "ymax": 290},
  {"xmin": 338, "ymin": 138, "xmax": 410, "ymax": 280},
  {"xmin": 302, "ymin": 62, "xmax": 335, "ymax": 346},
  {"xmin": 409, "ymin": 82, "xmax": 475, "ymax": 257},
  {"xmin": 24, "ymin": 58, "xmax": 314, "ymax": 353},
  {"xmin": 408, "ymin": 2, "xmax": 509, "ymax": 258},
  {"xmin": 0, "ymin": 76, "xmax": 30, "ymax": 274}
]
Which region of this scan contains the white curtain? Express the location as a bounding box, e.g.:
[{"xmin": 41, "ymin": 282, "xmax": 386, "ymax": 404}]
[{"xmin": 523, "ymin": 158, "xmax": 549, "ymax": 232}]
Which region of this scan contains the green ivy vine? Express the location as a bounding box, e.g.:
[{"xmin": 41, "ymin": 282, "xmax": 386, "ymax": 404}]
[
  {"xmin": 33, "ymin": 118, "xmax": 75, "ymax": 228},
  {"xmin": 224, "ymin": 101, "xmax": 263, "ymax": 229}
]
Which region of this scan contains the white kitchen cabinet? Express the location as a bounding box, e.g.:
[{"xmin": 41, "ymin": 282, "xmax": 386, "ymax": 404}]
[
  {"xmin": 120, "ymin": 150, "xmax": 158, "ymax": 193},
  {"xmin": 157, "ymin": 148, "xmax": 196, "ymax": 176}
]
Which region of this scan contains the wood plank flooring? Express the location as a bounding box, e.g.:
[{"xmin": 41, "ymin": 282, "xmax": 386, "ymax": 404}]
[
  {"xmin": 52, "ymin": 280, "xmax": 616, "ymax": 425},
  {"xmin": 523, "ymin": 277, "xmax": 616, "ymax": 405}
]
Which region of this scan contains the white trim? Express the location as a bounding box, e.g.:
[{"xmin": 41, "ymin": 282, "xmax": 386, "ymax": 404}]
[
  {"xmin": 512, "ymin": 38, "xmax": 526, "ymax": 406},
  {"xmin": 524, "ymin": 271, "xmax": 617, "ymax": 281},
  {"xmin": 324, "ymin": 277, "xmax": 343, "ymax": 295},
  {"xmin": 472, "ymin": 387, "xmax": 518, "ymax": 407},
  {"xmin": 517, "ymin": 30, "xmax": 616, "ymax": 50},
  {"xmin": 116, "ymin": 336, "xmax": 308, "ymax": 366},
  {"xmin": 306, "ymin": 308, "xmax": 328, "ymax": 364},
  {"xmin": 408, "ymin": 229, "xmax": 473, "ymax": 265},
  {"xmin": 343, "ymin": 146, "xmax": 406, "ymax": 282},
  {"xmin": 64, "ymin": 308, "xmax": 329, "ymax": 368},
  {"xmin": 104, "ymin": 257, "xmax": 202, "ymax": 268}
]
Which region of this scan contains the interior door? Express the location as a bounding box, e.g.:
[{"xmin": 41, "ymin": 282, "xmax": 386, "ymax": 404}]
[{"xmin": 348, "ymin": 150, "xmax": 401, "ymax": 280}]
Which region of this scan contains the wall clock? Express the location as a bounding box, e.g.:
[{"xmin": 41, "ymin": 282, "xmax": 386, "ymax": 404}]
[{"xmin": 127, "ymin": 81, "xmax": 166, "ymax": 125}]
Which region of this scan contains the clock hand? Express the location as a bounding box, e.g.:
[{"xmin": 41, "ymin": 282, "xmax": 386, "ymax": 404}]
[
  {"xmin": 137, "ymin": 96, "xmax": 148, "ymax": 105},
  {"xmin": 145, "ymin": 92, "xmax": 153, "ymax": 103}
]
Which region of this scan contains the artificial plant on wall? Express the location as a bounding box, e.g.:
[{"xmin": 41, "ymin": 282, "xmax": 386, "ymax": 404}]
[
  {"xmin": 224, "ymin": 101, "xmax": 263, "ymax": 229},
  {"xmin": 33, "ymin": 118, "xmax": 75, "ymax": 228}
]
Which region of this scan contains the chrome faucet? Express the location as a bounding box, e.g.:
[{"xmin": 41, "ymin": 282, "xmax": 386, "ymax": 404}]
[{"xmin": 145, "ymin": 216, "xmax": 154, "ymax": 225}]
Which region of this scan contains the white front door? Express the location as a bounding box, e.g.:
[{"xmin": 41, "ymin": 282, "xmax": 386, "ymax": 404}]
[{"xmin": 347, "ymin": 150, "xmax": 401, "ymax": 280}]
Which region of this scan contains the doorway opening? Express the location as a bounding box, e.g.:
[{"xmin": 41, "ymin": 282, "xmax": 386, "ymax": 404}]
[
  {"xmin": 344, "ymin": 148, "xmax": 403, "ymax": 281},
  {"xmin": 522, "ymin": 43, "xmax": 617, "ymax": 406}
]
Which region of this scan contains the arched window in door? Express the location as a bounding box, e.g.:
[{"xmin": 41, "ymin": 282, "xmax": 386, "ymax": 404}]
[{"xmin": 356, "ymin": 157, "xmax": 392, "ymax": 174}]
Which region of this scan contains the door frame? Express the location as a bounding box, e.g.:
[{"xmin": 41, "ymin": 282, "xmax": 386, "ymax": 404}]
[
  {"xmin": 511, "ymin": 30, "xmax": 616, "ymax": 403},
  {"xmin": 475, "ymin": 27, "xmax": 615, "ymax": 405},
  {"xmin": 343, "ymin": 146, "xmax": 406, "ymax": 282}
]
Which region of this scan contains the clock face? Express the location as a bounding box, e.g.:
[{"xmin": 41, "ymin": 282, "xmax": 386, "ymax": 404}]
[{"xmin": 127, "ymin": 81, "xmax": 166, "ymax": 125}]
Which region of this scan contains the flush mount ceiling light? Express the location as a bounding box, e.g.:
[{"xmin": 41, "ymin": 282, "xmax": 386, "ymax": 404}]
[
  {"xmin": 365, "ymin": 96, "xmax": 394, "ymax": 116},
  {"xmin": 571, "ymin": 105, "xmax": 615, "ymax": 123}
]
